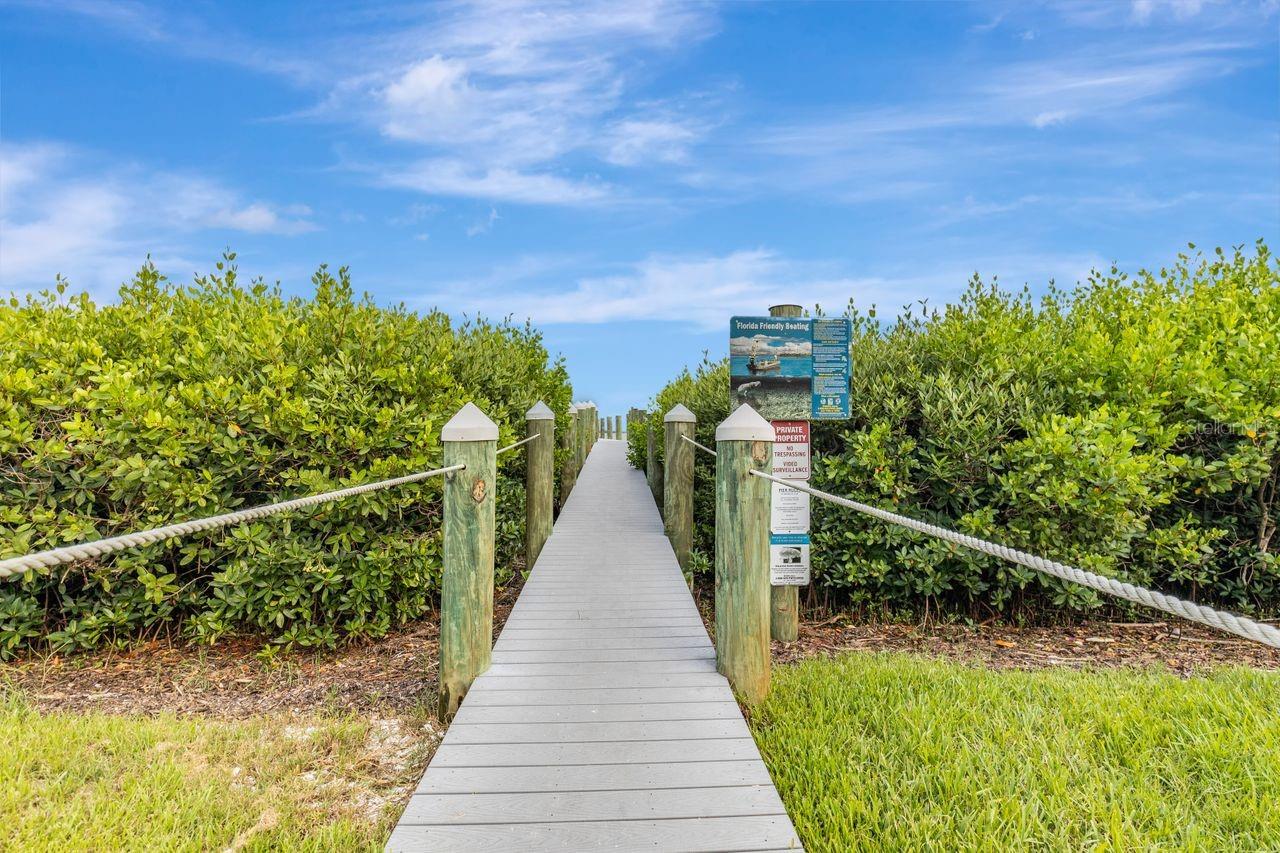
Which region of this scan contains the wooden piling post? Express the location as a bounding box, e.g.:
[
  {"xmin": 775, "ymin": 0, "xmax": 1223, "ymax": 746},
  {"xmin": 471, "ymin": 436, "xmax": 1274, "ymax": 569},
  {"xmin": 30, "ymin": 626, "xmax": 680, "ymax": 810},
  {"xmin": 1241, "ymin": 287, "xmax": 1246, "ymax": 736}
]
[
  {"xmin": 525, "ymin": 401, "xmax": 555, "ymax": 569},
  {"xmin": 768, "ymin": 303, "xmax": 803, "ymax": 643},
  {"xmin": 576, "ymin": 404, "xmax": 590, "ymax": 471},
  {"xmin": 663, "ymin": 404, "xmax": 696, "ymax": 571},
  {"xmin": 439, "ymin": 402, "xmax": 498, "ymax": 720},
  {"xmin": 601, "ymin": 416, "xmax": 608, "ymax": 439},
  {"xmin": 645, "ymin": 414, "xmax": 663, "ymax": 507},
  {"xmin": 614, "ymin": 414, "xmax": 622, "ymax": 439},
  {"xmin": 714, "ymin": 404, "xmax": 774, "ymax": 705},
  {"xmin": 560, "ymin": 404, "xmax": 578, "ymax": 506}
]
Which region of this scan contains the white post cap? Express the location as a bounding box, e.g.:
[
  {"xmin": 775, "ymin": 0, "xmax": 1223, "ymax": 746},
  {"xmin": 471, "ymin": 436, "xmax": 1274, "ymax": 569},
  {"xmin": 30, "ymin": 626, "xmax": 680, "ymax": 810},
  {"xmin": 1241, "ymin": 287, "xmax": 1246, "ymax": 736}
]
[
  {"xmin": 526, "ymin": 401, "xmax": 554, "ymax": 420},
  {"xmin": 567, "ymin": 403, "xmax": 578, "ymax": 413},
  {"xmin": 715, "ymin": 404, "xmax": 775, "ymax": 442},
  {"xmin": 664, "ymin": 403, "xmax": 696, "ymax": 423},
  {"xmin": 442, "ymin": 402, "xmax": 499, "ymax": 442}
]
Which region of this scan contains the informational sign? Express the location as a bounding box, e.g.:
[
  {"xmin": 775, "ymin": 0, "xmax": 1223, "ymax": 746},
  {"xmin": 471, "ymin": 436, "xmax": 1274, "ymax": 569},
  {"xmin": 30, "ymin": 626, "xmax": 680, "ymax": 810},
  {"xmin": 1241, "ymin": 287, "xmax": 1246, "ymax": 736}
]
[
  {"xmin": 769, "ymin": 419, "xmax": 811, "ymax": 586},
  {"xmin": 770, "ymin": 482, "xmax": 810, "ymax": 533},
  {"xmin": 811, "ymin": 317, "xmax": 851, "ymax": 420},
  {"xmin": 770, "ymin": 534, "xmax": 811, "ymax": 586},
  {"xmin": 729, "ymin": 316, "xmax": 851, "ymax": 420}
]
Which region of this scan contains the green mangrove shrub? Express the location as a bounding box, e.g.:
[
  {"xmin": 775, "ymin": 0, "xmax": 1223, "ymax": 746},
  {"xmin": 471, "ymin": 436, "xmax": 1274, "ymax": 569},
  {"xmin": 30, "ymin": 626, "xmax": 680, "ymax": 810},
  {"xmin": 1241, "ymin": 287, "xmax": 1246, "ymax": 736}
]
[
  {"xmin": 0, "ymin": 257, "xmax": 571, "ymax": 656},
  {"xmin": 631, "ymin": 243, "xmax": 1280, "ymax": 620}
]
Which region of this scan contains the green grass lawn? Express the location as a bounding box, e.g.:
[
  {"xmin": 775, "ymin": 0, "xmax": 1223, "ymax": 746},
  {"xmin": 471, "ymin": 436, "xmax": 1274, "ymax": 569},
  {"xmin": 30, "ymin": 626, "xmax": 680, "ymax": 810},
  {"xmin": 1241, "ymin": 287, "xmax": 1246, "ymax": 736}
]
[
  {"xmin": 0, "ymin": 697, "xmax": 427, "ymax": 852},
  {"xmin": 750, "ymin": 653, "xmax": 1280, "ymax": 851}
]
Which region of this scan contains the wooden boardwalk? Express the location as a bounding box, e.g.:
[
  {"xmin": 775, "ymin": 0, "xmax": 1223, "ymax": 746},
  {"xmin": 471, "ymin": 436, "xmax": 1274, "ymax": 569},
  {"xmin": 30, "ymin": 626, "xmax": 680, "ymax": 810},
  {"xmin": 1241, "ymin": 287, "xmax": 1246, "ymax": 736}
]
[{"xmin": 388, "ymin": 439, "xmax": 802, "ymax": 851}]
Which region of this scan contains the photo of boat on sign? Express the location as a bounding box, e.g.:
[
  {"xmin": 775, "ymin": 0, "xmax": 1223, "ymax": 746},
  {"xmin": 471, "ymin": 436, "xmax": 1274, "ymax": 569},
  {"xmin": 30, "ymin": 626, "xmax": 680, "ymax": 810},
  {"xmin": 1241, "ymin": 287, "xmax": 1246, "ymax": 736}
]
[{"xmin": 730, "ymin": 316, "xmax": 813, "ymax": 420}]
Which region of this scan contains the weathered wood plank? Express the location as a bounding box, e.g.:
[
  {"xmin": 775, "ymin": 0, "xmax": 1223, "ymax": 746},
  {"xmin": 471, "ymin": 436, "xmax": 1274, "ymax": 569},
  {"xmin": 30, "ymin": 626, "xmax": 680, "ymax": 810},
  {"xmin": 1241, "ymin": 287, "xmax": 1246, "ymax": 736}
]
[
  {"xmin": 459, "ymin": 686, "xmax": 733, "ymax": 706},
  {"xmin": 398, "ymin": 784, "xmax": 784, "ymax": 824},
  {"xmin": 490, "ymin": 647, "xmax": 714, "ymax": 663},
  {"xmin": 429, "ymin": 737, "xmax": 762, "ymax": 767},
  {"xmin": 413, "ymin": 759, "xmax": 774, "ymax": 794},
  {"xmin": 442, "ymin": 718, "xmax": 751, "ymax": 744},
  {"xmin": 451, "ymin": 701, "xmax": 740, "ymax": 725},
  {"xmin": 386, "ymin": 815, "xmax": 802, "ymax": 852},
  {"xmin": 495, "ymin": 627, "xmax": 709, "ymax": 640},
  {"xmin": 481, "ymin": 660, "xmax": 716, "ymax": 677},
  {"xmin": 493, "ymin": 634, "xmax": 712, "ymax": 649}
]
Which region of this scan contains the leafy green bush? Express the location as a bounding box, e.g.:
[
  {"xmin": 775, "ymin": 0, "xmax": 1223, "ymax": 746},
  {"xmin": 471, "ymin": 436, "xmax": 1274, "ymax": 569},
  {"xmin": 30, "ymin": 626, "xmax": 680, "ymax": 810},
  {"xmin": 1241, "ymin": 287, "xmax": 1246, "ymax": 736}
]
[
  {"xmin": 0, "ymin": 257, "xmax": 571, "ymax": 656},
  {"xmin": 631, "ymin": 243, "xmax": 1280, "ymax": 620}
]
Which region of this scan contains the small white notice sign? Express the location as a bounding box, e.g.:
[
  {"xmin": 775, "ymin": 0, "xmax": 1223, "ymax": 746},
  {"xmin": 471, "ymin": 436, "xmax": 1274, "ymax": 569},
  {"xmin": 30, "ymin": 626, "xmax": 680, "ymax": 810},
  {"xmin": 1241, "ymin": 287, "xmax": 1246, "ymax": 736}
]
[
  {"xmin": 770, "ymin": 481, "xmax": 810, "ymax": 534},
  {"xmin": 770, "ymin": 534, "xmax": 810, "ymax": 585}
]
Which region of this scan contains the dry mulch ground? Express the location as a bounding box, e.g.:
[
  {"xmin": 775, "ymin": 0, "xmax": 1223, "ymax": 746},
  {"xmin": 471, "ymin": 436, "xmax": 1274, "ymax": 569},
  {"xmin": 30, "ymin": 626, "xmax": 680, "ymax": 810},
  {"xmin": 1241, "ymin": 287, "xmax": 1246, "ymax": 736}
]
[
  {"xmin": 5, "ymin": 584, "xmax": 1277, "ymax": 720},
  {"xmin": 1, "ymin": 584, "xmax": 522, "ymax": 719},
  {"xmin": 773, "ymin": 615, "xmax": 1280, "ymax": 673}
]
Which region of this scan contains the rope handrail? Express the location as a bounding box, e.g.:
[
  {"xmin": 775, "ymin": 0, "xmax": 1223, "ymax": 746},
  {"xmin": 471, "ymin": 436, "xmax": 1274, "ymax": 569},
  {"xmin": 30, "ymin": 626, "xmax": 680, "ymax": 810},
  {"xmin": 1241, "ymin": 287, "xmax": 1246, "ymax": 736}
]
[
  {"xmin": 0, "ymin": 463, "xmax": 465, "ymax": 580},
  {"xmin": 681, "ymin": 434, "xmax": 717, "ymax": 456},
  {"xmin": 750, "ymin": 469, "xmax": 1280, "ymax": 650},
  {"xmin": 498, "ymin": 433, "xmax": 540, "ymax": 455}
]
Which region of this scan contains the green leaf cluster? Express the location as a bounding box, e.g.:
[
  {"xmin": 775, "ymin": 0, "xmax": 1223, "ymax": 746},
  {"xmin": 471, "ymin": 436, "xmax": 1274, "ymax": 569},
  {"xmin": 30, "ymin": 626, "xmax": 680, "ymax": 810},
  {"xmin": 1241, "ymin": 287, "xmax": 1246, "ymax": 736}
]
[
  {"xmin": 631, "ymin": 242, "xmax": 1280, "ymax": 620},
  {"xmin": 0, "ymin": 256, "xmax": 571, "ymax": 656}
]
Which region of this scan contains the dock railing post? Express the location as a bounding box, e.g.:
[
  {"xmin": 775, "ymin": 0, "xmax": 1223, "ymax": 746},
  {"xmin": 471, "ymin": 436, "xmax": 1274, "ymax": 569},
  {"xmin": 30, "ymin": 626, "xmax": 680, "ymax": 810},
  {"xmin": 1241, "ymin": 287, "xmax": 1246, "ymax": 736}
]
[
  {"xmin": 576, "ymin": 404, "xmax": 589, "ymax": 471},
  {"xmin": 645, "ymin": 414, "xmax": 663, "ymax": 507},
  {"xmin": 525, "ymin": 401, "xmax": 555, "ymax": 569},
  {"xmin": 663, "ymin": 404, "xmax": 696, "ymax": 571},
  {"xmin": 714, "ymin": 404, "xmax": 774, "ymax": 705},
  {"xmin": 560, "ymin": 404, "xmax": 578, "ymax": 506},
  {"xmin": 439, "ymin": 402, "xmax": 498, "ymax": 720}
]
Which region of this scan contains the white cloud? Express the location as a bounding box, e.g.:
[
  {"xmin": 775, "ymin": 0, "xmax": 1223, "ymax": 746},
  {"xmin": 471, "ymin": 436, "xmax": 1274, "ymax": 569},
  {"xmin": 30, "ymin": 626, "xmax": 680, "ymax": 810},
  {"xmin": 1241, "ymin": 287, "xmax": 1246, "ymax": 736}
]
[
  {"xmin": 0, "ymin": 141, "xmax": 316, "ymax": 294},
  {"xmin": 381, "ymin": 158, "xmax": 610, "ymax": 205},
  {"xmin": 331, "ymin": 0, "xmax": 717, "ymax": 203},
  {"xmin": 466, "ymin": 207, "xmax": 501, "ymax": 237},
  {"xmin": 1032, "ymin": 110, "xmax": 1070, "ymax": 128},
  {"xmin": 416, "ymin": 247, "xmax": 1105, "ymax": 330},
  {"xmin": 603, "ymin": 118, "xmax": 701, "ymax": 166},
  {"xmin": 1132, "ymin": 0, "xmax": 1208, "ymax": 23}
]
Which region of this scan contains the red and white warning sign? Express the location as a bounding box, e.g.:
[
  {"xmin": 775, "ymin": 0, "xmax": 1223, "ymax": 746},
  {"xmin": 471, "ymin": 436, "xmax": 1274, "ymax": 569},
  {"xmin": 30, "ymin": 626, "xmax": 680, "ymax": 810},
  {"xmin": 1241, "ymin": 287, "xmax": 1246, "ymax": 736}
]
[{"xmin": 771, "ymin": 421, "xmax": 810, "ymax": 480}]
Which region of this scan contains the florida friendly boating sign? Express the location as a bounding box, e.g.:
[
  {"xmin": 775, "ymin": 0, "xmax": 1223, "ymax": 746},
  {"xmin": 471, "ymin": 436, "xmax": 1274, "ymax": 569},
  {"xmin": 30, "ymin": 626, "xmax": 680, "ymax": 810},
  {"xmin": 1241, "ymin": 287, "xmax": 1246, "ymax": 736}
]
[{"xmin": 729, "ymin": 316, "xmax": 850, "ymax": 420}]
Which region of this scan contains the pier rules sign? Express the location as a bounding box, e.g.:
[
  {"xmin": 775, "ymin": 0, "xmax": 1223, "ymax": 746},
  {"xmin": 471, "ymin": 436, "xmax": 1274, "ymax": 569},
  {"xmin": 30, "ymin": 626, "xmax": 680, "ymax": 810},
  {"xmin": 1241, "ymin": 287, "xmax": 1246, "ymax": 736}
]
[{"xmin": 770, "ymin": 421, "xmax": 811, "ymax": 585}]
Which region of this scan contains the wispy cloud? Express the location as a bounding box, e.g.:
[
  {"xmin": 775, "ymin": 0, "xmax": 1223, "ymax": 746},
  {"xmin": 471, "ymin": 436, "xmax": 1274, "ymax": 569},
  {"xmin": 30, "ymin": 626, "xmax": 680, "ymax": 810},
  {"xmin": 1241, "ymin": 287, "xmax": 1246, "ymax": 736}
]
[
  {"xmin": 379, "ymin": 158, "xmax": 611, "ymax": 206},
  {"xmin": 5, "ymin": 0, "xmax": 321, "ymax": 83},
  {"xmin": 322, "ymin": 0, "xmax": 719, "ymax": 204},
  {"xmin": 415, "ymin": 247, "xmax": 1108, "ymax": 329},
  {"xmin": 0, "ymin": 141, "xmax": 316, "ymax": 293},
  {"xmin": 466, "ymin": 207, "xmax": 501, "ymax": 237}
]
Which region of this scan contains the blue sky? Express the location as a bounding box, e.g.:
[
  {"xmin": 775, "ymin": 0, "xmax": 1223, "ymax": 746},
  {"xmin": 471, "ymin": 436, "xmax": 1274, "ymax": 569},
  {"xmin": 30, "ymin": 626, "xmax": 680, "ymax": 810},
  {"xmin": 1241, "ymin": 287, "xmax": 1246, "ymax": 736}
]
[{"xmin": 2, "ymin": 0, "xmax": 1277, "ymax": 415}]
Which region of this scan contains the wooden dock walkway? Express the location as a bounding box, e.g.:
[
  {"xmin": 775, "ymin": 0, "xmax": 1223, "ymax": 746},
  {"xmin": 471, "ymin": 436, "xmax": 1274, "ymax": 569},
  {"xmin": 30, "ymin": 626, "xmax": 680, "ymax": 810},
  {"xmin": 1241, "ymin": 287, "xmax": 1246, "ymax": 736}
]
[{"xmin": 388, "ymin": 439, "xmax": 802, "ymax": 851}]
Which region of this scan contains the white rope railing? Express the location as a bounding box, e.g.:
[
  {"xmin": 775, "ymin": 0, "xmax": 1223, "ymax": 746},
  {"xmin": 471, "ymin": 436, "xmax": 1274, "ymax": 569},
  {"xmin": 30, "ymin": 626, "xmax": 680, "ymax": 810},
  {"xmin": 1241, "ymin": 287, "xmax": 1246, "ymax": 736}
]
[
  {"xmin": 0, "ymin": 463, "xmax": 465, "ymax": 580},
  {"xmin": 682, "ymin": 434, "xmax": 717, "ymax": 456},
  {"xmin": 751, "ymin": 470, "xmax": 1280, "ymax": 650},
  {"xmin": 498, "ymin": 433, "xmax": 540, "ymax": 455}
]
